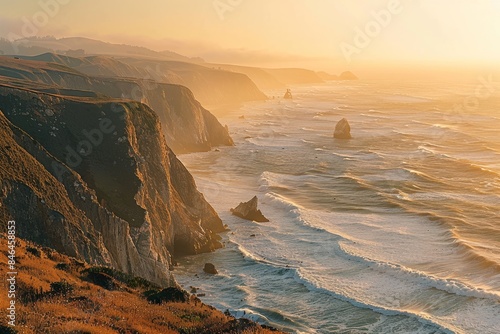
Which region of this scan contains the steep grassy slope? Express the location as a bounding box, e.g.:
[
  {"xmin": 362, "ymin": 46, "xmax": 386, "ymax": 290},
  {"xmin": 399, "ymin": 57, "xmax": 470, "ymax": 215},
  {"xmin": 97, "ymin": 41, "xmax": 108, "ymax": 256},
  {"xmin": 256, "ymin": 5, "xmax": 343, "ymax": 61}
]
[{"xmin": 0, "ymin": 236, "xmax": 282, "ymax": 333}]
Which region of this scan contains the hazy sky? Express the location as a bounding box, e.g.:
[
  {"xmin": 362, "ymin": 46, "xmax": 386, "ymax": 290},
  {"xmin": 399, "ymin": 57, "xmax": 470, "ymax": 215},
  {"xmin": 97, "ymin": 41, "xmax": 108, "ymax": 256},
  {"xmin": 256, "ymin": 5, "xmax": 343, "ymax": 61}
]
[{"xmin": 1, "ymin": 0, "xmax": 500, "ymax": 70}]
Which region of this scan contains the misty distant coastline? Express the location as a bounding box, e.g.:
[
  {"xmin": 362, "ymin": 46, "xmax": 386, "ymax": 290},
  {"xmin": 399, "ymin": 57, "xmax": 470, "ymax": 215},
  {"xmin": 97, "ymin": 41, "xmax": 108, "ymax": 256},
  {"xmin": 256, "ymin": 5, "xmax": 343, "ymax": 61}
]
[
  {"xmin": 0, "ymin": 37, "xmax": 358, "ymax": 100},
  {"xmin": 0, "ymin": 35, "xmax": 358, "ymax": 333},
  {"xmin": 1, "ymin": 2, "xmax": 499, "ymax": 332}
]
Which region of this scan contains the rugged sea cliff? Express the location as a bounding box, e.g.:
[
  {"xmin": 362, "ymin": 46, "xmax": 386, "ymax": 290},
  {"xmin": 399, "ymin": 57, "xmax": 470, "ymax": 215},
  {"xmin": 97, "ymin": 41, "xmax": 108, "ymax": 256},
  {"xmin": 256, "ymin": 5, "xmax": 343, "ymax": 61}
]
[
  {"xmin": 0, "ymin": 78, "xmax": 225, "ymax": 286},
  {"xmin": 0, "ymin": 55, "xmax": 247, "ymax": 287}
]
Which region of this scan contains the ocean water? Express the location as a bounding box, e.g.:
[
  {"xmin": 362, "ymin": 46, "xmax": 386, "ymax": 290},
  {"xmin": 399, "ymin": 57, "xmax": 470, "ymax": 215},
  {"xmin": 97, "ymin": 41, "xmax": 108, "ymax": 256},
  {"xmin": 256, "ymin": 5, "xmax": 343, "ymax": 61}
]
[{"xmin": 175, "ymin": 80, "xmax": 500, "ymax": 334}]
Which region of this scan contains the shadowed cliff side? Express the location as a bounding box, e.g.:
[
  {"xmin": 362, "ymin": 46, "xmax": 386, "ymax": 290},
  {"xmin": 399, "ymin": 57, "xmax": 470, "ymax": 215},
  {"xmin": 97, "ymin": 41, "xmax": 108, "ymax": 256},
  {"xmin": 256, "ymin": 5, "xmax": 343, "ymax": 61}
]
[
  {"xmin": 0, "ymin": 84, "xmax": 225, "ymax": 285},
  {"xmin": 0, "ymin": 110, "xmax": 112, "ymax": 267},
  {"xmin": 121, "ymin": 81, "xmax": 235, "ymax": 154}
]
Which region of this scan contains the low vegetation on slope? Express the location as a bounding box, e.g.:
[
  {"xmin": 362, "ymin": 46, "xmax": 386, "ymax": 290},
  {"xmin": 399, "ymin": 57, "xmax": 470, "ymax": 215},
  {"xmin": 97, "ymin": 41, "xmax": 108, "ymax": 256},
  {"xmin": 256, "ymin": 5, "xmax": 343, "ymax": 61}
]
[{"xmin": 0, "ymin": 235, "xmax": 282, "ymax": 334}]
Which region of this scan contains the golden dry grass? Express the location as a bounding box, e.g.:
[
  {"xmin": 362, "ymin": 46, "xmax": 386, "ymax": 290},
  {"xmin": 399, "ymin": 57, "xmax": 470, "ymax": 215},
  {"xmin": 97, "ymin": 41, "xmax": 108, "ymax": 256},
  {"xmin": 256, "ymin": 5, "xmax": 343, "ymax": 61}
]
[{"xmin": 0, "ymin": 235, "xmax": 284, "ymax": 334}]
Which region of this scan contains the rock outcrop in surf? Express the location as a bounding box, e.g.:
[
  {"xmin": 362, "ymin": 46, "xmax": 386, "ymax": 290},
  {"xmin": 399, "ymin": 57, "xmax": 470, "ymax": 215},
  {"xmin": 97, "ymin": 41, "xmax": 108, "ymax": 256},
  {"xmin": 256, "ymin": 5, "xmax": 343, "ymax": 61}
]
[
  {"xmin": 334, "ymin": 118, "xmax": 352, "ymax": 139},
  {"xmin": 284, "ymin": 89, "xmax": 293, "ymax": 99},
  {"xmin": 230, "ymin": 196, "xmax": 270, "ymax": 222},
  {"xmin": 203, "ymin": 263, "xmax": 218, "ymax": 275}
]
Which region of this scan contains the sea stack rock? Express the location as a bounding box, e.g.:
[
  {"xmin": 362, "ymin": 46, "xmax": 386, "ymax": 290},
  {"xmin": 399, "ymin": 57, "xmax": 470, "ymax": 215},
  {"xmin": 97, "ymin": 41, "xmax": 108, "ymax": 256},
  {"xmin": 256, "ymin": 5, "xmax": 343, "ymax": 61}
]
[
  {"xmin": 284, "ymin": 89, "xmax": 293, "ymax": 99},
  {"xmin": 334, "ymin": 118, "xmax": 352, "ymax": 139},
  {"xmin": 230, "ymin": 196, "xmax": 270, "ymax": 222},
  {"xmin": 203, "ymin": 263, "xmax": 218, "ymax": 275}
]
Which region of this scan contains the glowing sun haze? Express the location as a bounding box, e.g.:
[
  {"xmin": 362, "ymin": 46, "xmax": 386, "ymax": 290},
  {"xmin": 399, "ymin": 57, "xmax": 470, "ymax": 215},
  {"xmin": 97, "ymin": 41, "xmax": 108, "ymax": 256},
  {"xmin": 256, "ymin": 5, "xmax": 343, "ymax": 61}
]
[{"xmin": 1, "ymin": 0, "xmax": 500, "ymax": 70}]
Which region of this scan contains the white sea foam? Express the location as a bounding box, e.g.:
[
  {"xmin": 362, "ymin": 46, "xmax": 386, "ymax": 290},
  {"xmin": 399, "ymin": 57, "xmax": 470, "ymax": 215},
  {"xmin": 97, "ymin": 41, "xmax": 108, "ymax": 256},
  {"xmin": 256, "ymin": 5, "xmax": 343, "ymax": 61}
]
[{"xmin": 177, "ymin": 80, "xmax": 500, "ymax": 334}]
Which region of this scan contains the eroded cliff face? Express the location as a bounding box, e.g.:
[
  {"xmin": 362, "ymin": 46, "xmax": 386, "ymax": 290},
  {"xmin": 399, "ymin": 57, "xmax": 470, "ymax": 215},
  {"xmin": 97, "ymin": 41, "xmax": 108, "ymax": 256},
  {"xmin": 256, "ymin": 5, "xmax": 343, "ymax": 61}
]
[
  {"xmin": 0, "ymin": 56, "xmax": 233, "ymax": 154},
  {"xmin": 143, "ymin": 83, "xmax": 235, "ymax": 153},
  {"xmin": 0, "ymin": 85, "xmax": 224, "ymax": 286}
]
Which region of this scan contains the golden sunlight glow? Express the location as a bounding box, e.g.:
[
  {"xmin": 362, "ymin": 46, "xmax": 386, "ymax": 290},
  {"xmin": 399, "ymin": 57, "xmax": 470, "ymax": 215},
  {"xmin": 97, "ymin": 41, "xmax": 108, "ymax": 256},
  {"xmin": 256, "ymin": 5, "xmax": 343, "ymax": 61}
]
[{"xmin": 2, "ymin": 0, "xmax": 500, "ymax": 70}]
